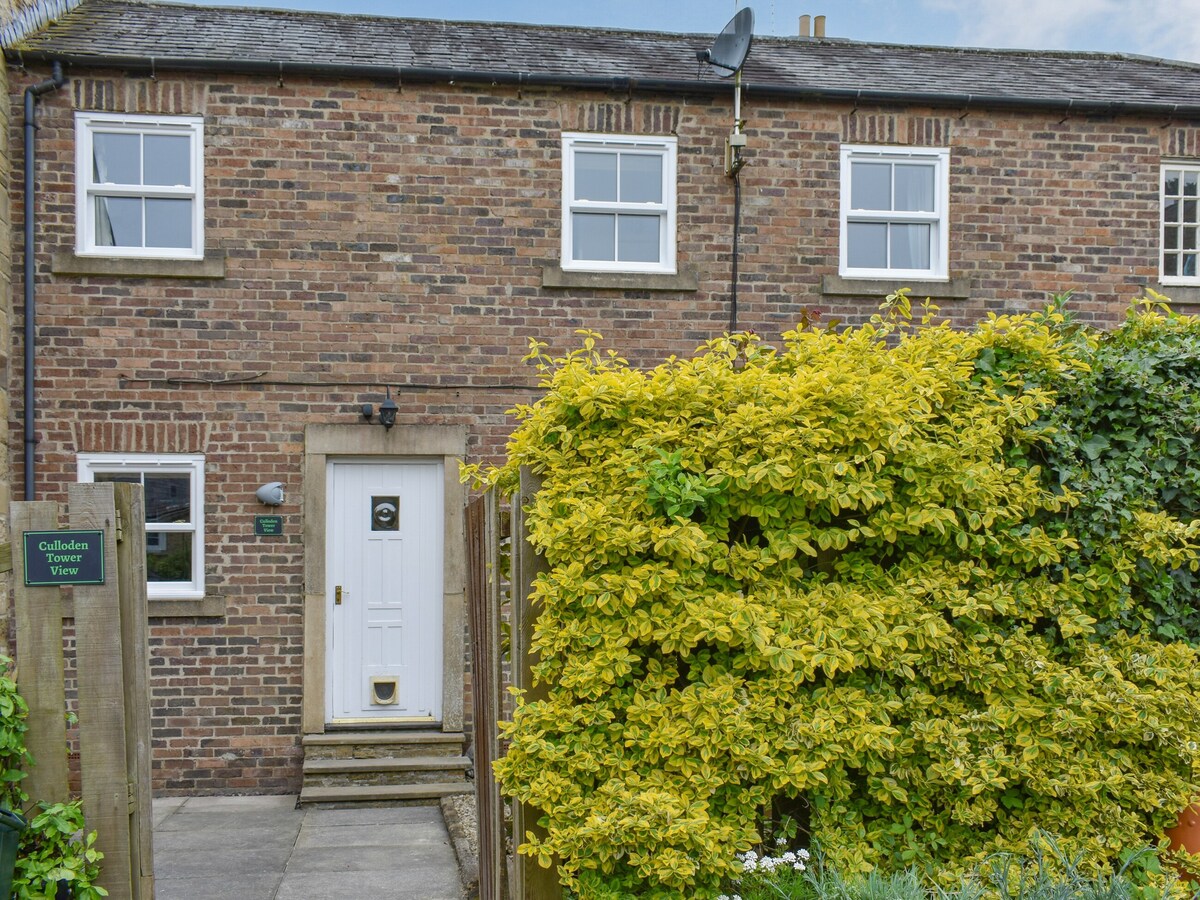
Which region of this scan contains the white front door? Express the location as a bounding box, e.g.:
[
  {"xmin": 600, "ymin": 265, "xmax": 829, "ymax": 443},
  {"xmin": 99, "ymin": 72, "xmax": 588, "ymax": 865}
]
[{"xmin": 326, "ymin": 460, "xmax": 444, "ymax": 724}]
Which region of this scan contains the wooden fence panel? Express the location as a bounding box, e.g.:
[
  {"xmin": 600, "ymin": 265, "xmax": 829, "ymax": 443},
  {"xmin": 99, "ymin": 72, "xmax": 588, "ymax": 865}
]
[
  {"xmin": 467, "ymin": 491, "xmax": 506, "ymax": 900},
  {"xmin": 112, "ymin": 484, "xmax": 154, "ymax": 900},
  {"xmin": 511, "ymin": 468, "xmax": 561, "ymax": 900},
  {"xmin": 69, "ymin": 482, "xmax": 153, "ymax": 900},
  {"xmin": 10, "ymin": 500, "xmax": 69, "ymax": 805}
]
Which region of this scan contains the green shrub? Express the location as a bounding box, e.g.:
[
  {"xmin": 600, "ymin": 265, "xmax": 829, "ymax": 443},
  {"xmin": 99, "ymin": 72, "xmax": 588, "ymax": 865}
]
[
  {"xmin": 473, "ymin": 302, "xmax": 1200, "ymax": 898},
  {"xmin": 1034, "ymin": 293, "xmax": 1200, "ymax": 643},
  {"xmin": 0, "ymin": 658, "xmax": 106, "ymax": 898}
]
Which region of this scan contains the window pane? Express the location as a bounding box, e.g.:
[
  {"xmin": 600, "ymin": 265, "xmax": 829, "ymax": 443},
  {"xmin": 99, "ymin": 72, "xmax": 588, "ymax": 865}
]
[
  {"xmin": 96, "ymin": 196, "xmax": 142, "ymax": 247},
  {"xmin": 1165, "ymin": 171, "xmax": 1181, "ymax": 196},
  {"xmin": 574, "ymin": 151, "xmax": 617, "ymax": 201},
  {"xmin": 1186, "ymin": 172, "xmax": 1198, "ymax": 196},
  {"xmin": 144, "ymin": 134, "xmax": 192, "ymax": 187},
  {"xmin": 1166, "ymin": 226, "xmax": 1179, "ymax": 250},
  {"xmin": 145, "ymin": 199, "xmax": 193, "ymax": 249},
  {"xmin": 619, "ymin": 154, "xmax": 662, "ymax": 203},
  {"xmin": 146, "ymin": 531, "xmax": 192, "ymax": 583},
  {"xmin": 1165, "ymin": 200, "xmax": 1180, "ymax": 223},
  {"xmin": 145, "ymin": 474, "xmax": 191, "ymax": 523},
  {"xmin": 572, "ymin": 212, "xmax": 615, "ymax": 261},
  {"xmin": 850, "ymin": 162, "xmax": 891, "ymax": 210},
  {"xmin": 616, "ymin": 214, "xmax": 661, "ymax": 263},
  {"xmin": 1165, "ymin": 254, "xmax": 1179, "ymax": 276},
  {"xmin": 1187, "ymin": 200, "xmax": 1198, "ymax": 223},
  {"xmin": 1186, "ymin": 228, "xmax": 1197, "ymax": 250},
  {"xmin": 894, "ymin": 164, "xmax": 935, "ymax": 212},
  {"xmin": 891, "ymin": 224, "xmax": 931, "ymax": 269},
  {"xmin": 847, "ymin": 222, "xmax": 888, "ymax": 268},
  {"xmin": 1186, "ymin": 254, "xmax": 1197, "ymax": 276},
  {"xmin": 93, "ymin": 133, "xmax": 140, "ymax": 185}
]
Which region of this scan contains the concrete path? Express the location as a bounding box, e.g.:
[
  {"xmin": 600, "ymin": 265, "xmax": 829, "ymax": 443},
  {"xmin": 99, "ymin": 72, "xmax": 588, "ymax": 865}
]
[{"xmin": 152, "ymin": 795, "xmax": 464, "ymax": 900}]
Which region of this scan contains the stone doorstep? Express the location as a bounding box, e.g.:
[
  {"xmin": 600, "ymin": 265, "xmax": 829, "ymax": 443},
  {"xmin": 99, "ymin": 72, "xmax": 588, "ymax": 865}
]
[
  {"xmin": 301, "ymin": 731, "xmax": 468, "ymax": 760},
  {"xmin": 303, "ymin": 755, "xmax": 471, "ymax": 775},
  {"xmin": 298, "ymin": 782, "xmax": 473, "ymax": 807}
]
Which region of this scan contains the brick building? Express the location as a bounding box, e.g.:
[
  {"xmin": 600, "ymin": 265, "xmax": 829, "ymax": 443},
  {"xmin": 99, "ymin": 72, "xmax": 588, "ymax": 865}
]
[{"xmin": 5, "ymin": 0, "xmax": 1200, "ymax": 796}]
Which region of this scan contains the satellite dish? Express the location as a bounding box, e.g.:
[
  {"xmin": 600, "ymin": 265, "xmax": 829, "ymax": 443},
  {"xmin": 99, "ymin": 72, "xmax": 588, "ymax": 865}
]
[{"xmin": 698, "ymin": 7, "xmax": 754, "ymax": 77}]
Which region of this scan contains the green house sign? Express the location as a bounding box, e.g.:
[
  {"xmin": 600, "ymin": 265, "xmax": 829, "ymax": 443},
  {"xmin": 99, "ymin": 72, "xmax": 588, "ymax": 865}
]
[
  {"xmin": 254, "ymin": 515, "xmax": 283, "ymax": 536},
  {"xmin": 23, "ymin": 530, "xmax": 105, "ymax": 586}
]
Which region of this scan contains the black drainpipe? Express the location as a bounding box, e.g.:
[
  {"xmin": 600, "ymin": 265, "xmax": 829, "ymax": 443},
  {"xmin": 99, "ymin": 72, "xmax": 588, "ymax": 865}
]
[{"xmin": 23, "ymin": 60, "xmax": 65, "ymax": 501}]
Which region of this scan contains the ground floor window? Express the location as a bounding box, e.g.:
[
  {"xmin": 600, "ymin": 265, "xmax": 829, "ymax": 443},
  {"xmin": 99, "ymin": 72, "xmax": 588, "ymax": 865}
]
[{"xmin": 76, "ymin": 453, "xmax": 205, "ymax": 599}]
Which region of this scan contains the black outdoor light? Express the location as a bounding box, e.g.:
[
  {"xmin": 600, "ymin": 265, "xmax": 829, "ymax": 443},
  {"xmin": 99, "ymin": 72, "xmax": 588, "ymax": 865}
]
[{"xmin": 362, "ymin": 387, "xmax": 398, "ymax": 430}]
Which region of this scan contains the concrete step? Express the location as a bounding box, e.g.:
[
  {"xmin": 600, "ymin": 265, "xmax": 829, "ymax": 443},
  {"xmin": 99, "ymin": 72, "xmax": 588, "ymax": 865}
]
[
  {"xmin": 303, "ymin": 755, "xmax": 472, "ymax": 788},
  {"xmin": 298, "ymin": 782, "xmax": 472, "ymax": 807},
  {"xmin": 304, "ymin": 755, "xmax": 471, "ymax": 775}
]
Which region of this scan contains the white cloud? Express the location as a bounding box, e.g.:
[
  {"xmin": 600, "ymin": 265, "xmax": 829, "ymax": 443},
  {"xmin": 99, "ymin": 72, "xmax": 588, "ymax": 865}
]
[{"xmin": 922, "ymin": 0, "xmax": 1200, "ymax": 61}]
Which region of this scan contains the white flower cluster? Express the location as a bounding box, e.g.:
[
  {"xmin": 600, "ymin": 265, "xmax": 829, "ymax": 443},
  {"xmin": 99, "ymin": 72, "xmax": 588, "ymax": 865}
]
[{"xmin": 736, "ymin": 846, "xmax": 811, "ymax": 874}]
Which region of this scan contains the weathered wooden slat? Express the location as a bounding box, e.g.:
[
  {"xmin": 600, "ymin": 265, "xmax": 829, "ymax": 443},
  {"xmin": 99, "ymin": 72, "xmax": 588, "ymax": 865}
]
[
  {"xmin": 467, "ymin": 491, "xmax": 508, "ymax": 899},
  {"xmin": 9, "ymin": 502, "xmax": 69, "ymax": 805},
  {"xmin": 112, "ymin": 484, "xmax": 154, "ymax": 900},
  {"xmin": 70, "ymin": 483, "xmax": 133, "ymax": 900},
  {"xmin": 512, "ymin": 469, "xmax": 560, "ymax": 900}
]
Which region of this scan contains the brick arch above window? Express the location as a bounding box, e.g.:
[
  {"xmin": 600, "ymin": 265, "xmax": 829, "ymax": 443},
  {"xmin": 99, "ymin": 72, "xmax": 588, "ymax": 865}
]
[{"xmin": 70, "ymin": 421, "xmax": 212, "ymax": 455}]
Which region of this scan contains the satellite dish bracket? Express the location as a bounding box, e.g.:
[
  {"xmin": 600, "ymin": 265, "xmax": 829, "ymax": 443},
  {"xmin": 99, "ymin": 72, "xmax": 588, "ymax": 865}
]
[{"xmin": 697, "ymin": 7, "xmax": 755, "ymax": 176}]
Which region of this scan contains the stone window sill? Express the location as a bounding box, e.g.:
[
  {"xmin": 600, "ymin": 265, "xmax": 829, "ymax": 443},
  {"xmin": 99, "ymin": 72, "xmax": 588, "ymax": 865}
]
[
  {"xmin": 1154, "ymin": 284, "xmax": 1200, "ymax": 307},
  {"xmin": 821, "ymin": 274, "xmax": 970, "ymax": 299},
  {"xmin": 62, "ymin": 592, "xmax": 225, "ymax": 619},
  {"xmin": 51, "ymin": 251, "xmax": 226, "ymax": 279},
  {"xmin": 542, "ymin": 265, "xmax": 698, "ymax": 292}
]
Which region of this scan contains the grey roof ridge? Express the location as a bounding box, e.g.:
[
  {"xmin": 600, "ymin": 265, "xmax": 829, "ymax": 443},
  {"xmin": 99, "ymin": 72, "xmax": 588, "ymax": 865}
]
[
  {"xmin": 33, "ymin": 0, "xmax": 1200, "ymax": 72},
  {"xmin": 12, "ymin": 0, "xmax": 1200, "ymax": 117}
]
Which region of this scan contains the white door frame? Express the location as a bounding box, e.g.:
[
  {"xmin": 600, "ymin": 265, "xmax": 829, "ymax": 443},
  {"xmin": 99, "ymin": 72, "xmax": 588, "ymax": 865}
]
[{"xmin": 302, "ymin": 424, "xmax": 467, "ymax": 734}]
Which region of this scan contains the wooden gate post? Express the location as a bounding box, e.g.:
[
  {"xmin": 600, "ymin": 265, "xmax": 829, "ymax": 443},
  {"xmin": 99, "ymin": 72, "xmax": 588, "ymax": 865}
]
[
  {"xmin": 467, "ymin": 490, "xmax": 508, "ymax": 900},
  {"xmin": 9, "ymin": 500, "xmax": 69, "ymax": 805},
  {"xmin": 112, "ymin": 483, "xmax": 154, "ymax": 900},
  {"xmin": 69, "ymin": 482, "xmax": 153, "ymax": 900},
  {"xmin": 511, "ymin": 468, "xmax": 561, "ymax": 900}
]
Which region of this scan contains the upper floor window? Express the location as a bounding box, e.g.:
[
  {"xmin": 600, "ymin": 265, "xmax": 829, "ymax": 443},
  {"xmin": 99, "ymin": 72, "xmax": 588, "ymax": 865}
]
[
  {"xmin": 77, "ymin": 453, "xmax": 205, "ymax": 600},
  {"xmin": 75, "ymin": 112, "xmax": 204, "ymax": 260},
  {"xmin": 561, "ymin": 133, "xmax": 677, "ymax": 274},
  {"xmin": 1162, "ymin": 163, "xmax": 1200, "ymax": 283},
  {"xmin": 840, "ymin": 145, "xmax": 949, "ymax": 280}
]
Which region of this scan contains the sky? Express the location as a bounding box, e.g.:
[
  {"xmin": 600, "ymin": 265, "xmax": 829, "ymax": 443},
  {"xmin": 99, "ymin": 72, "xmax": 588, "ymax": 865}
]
[{"xmin": 179, "ymin": 0, "xmax": 1200, "ymax": 63}]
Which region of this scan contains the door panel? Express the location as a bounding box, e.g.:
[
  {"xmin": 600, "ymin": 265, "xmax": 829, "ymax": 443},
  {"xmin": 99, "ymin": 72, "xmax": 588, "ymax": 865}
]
[{"xmin": 326, "ymin": 460, "xmax": 443, "ymax": 723}]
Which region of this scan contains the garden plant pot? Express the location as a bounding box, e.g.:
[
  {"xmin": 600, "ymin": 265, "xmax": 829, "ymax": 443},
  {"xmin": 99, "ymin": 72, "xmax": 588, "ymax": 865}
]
[
  {"xmin": 0, "ymin": 808, "xmax": 26, "ymax": 898},
  {"xmin": 1165, "ymin": 804, "xmax": 1200, "ymax": 882}
]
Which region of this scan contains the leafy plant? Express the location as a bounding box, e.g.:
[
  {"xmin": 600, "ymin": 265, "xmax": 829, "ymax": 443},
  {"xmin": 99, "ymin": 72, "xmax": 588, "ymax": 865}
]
[
  {"xmin": 1033, "ymin": 292, "xmax": 1200, "ymax": 643},
  {"xmin": 13, "ymin": 802, "xmax": 106, "ymax": 899},
  {"xmin": 476, "ymin": 305, "xmax": 1200, "ymax": 897},
  {"xmin": 0, "ymin": 658, "xmax": 106, "ymax": 898}
]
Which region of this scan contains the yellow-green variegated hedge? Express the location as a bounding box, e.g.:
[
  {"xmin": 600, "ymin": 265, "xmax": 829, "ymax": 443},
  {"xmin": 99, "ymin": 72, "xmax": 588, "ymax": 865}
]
[{"xmin": 468, "ymin": 302, "xmax": 1200, "ymax": 899}]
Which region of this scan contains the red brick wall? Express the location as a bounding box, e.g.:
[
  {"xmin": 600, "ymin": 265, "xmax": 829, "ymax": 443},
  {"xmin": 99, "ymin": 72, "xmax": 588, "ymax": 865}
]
[{"xmin": 8, "ymin": 65, "xmax": 1199, "ymax": 792}]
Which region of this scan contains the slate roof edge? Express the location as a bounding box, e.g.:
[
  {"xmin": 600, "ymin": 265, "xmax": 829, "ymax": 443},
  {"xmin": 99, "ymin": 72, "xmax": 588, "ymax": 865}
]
[
  {"xmin": 25, "ymin": 0, "xmax": 1200, "ymax": 72},
  {"xmin": 10, "ymin": 47, "xmax": 1200, "ymax": 119}
]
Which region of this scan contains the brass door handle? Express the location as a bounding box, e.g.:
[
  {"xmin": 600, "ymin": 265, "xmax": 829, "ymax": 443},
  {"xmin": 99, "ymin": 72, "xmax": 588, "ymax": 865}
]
[{"xmin": 335, "ymin": 585, "xmax": 343, "ymax": 605}]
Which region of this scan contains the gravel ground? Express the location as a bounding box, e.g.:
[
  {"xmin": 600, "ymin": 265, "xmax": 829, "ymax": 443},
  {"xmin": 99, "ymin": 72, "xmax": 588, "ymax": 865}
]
[{"xmin": 441, "ymin": 791, "xmax": 480, "ymax": 898}]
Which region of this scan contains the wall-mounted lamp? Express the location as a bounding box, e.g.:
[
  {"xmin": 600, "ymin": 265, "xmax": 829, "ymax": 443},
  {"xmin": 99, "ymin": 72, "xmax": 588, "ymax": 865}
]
[
  {"xmin": 255, "ymin": 482, "xmax": 285, "ymax": 506},
  {"xmin": 362, "ymin": 388, "xmax": 398, "ymax": 431}
]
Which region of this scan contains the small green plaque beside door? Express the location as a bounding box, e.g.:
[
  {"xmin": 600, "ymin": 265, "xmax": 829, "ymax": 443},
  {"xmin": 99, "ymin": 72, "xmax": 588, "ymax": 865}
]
[{"xmin": 254, "ymin": 515, "xmax": 284, "ymax": 536}]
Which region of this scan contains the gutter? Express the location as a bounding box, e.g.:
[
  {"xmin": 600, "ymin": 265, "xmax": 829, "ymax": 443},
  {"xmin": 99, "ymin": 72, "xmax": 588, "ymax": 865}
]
[
  {"xmin": 8, "ymin": 50, "xmax": 1200, "ymax": 118},
  {"xmin": 23, "ymin": 60, "xmax": 65, "ymax": 501}
]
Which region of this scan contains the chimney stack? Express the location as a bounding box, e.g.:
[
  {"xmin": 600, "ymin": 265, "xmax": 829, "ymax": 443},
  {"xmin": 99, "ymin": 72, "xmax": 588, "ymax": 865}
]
[
  {"xmin": 814, "ymin": 14, "xmax": 826, "ymax": 37},
  {"xmin": 799, "ymin": 14, "xmax": 810, "ymax": 37}
]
